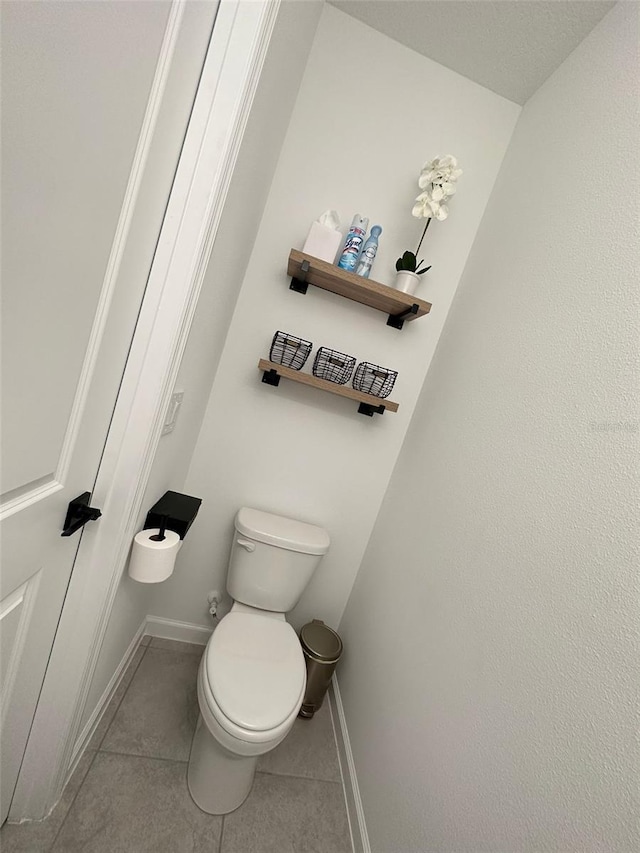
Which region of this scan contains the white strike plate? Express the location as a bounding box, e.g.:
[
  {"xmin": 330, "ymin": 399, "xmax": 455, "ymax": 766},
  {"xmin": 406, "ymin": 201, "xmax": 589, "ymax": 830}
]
[{"xmin": 162, "ymin": 391, "xmax": 184, "ymax": 436}]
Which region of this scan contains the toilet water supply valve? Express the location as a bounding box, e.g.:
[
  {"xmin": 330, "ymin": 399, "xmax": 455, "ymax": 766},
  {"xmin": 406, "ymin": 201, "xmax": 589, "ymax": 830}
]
[{"xmin": 207, "ymin": 590, "xmax": 221, "ymax": 618}]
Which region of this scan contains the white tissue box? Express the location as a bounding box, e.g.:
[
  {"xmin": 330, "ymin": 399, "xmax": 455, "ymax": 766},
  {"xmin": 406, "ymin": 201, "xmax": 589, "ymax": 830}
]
[{"xmin": 302, "ymin": 221, "xmax": 343, "ymax": 264}]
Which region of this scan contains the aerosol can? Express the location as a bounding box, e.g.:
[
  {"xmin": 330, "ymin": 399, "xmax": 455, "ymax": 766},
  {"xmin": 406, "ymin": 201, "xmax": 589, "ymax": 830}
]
[
  {"xmin": 337, "ymin": 214, "xmax": 369, "ymax": 272},
  {"xmin": 356, "ymin": 225, "xmax": 382, "ymax": 278}
]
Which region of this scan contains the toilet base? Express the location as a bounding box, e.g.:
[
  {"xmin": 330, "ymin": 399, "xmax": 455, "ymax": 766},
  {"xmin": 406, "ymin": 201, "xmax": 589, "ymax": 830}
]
[{"xmin": 188, "ymin": 715, "xmax": 257, "ymax": 815}]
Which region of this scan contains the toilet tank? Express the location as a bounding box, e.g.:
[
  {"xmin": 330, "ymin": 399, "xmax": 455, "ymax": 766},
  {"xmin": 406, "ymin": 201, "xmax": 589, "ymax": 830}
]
[{"xmin": 227, "ymin": 508, "xmax": 330, "ymax": 613}]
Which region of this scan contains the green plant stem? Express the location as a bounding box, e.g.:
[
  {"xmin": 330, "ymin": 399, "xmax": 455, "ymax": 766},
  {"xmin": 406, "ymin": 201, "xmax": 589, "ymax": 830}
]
[{"xmin": 415, "ymin": 217, "xmax": 431, "ymax": 257}]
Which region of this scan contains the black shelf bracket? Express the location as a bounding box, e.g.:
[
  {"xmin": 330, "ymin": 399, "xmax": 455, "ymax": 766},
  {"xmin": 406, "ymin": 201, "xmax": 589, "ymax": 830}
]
[
  {"xmin": 358, "ymin": 402, "xmax": 385, "ymax": 417},
  {"xmin": 387, "ymin": 302, "xmax": 419, "ymax": 330},
  {"xmin": 261, "ymin": 368, "xmax": 281, "ymax": 386},
  {"xmin": 289, "ymin": 259, "xmax": 310, "ymax": 294}
]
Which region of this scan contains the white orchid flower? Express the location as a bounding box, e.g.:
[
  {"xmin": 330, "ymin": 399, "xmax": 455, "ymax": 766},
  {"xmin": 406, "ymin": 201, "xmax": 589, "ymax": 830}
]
[
  {"xmin": 419, "ymin": 155, "xmax": 463, "ymax": 189},
  {"xmin": 412, "ymin": 191, "xmax": 450, "ymax": 220},
  {"xmin": 412, "ymin": 198, "xmax": 428, "ymax": 219},
  {"xmin": 434, "ymin": 155, "xmax": 462, "ymax": 177},
  {"xmin": 412, "ymin": 191, "xmax": 435, "ymax": 219},
  {"xmin": 418, "ymin": 170, "xmax": 435, "ymax": 188},
  {"xmin": 433, "ymin": 202, "xmax": 449, "ymax": 221},
  {"xmin": 419, "ymin": 168, "xmax": 445, "ymax": 187}
]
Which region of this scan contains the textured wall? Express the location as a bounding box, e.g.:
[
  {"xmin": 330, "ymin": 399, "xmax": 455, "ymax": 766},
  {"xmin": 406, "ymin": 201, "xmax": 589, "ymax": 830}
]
[
  {"xmin": 150, "ymin": 3, "xmax": 519, "ymax": 632},
  {"xmin": 330, "ymin": 0, "xmax": 615, "ymax": 103},
  {"xmin": 337, "ymin": 3, "xmax": 640, "ymax": 852}
]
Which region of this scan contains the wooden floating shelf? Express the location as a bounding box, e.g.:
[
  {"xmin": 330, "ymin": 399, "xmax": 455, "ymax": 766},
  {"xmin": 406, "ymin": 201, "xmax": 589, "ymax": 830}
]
[
  {"xmin": 258, "ymin": 360, "xmax": 399, "ymax": 417},
  {"xmin": 287, "ymin": 249, "xmax": 432, "ymax": 329}
]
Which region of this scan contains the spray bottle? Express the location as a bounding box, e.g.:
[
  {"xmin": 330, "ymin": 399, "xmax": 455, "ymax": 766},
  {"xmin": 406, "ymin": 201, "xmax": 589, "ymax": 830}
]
[
  {"xmin": 337, "ymin": 214, "xmax": 369, "ymax": 272},
  {"xmin": 356, "ymin": 225, "xmax": 382, "ymax": 278}
]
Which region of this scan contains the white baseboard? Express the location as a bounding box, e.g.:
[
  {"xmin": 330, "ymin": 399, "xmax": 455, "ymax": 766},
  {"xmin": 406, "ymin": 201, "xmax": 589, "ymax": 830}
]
[
  {"xmin": 330, "ymin": 675, "xmax": 371, "ymax": 853},
  {"xmin": 144, "ymin": 614, "xmax": 213, "ymax": 645},
  {"xmin": 69, "ymin": 620, "xmax": 147, "ymax": 775}
]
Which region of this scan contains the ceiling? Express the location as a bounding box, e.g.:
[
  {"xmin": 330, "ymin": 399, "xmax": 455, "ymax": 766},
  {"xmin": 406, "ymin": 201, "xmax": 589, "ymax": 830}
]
[{"xmin": 329, "ymin": 1, "xmax": 616, "ymax": 104}]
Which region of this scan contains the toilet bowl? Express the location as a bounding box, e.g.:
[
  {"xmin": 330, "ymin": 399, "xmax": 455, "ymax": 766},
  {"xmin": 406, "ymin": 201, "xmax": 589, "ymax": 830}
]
[
  {"xmin": 187, "ymin": 508, "xmax": 330, "ymax": 815},
  {"xmin": 188, "ymin": 607, "xmax": 306, "ymax": 814}
]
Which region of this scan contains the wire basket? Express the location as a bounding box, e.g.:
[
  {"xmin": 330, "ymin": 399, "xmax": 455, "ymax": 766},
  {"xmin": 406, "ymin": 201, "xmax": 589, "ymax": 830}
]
[
  {"xmin": 312, "ymin": 347, "xmax": 356, "ymax": 385},
  {"xmin": 352, "ymin": 361, "xmax": 398, "ymax": 399},
  {"xmin": 269, "ymin": 331, "xmax": 313, "ymax": 370}
]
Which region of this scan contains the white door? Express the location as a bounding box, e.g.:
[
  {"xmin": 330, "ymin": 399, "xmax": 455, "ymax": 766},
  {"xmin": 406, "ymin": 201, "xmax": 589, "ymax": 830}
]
[{"xmin": 0, "ymin": 0, "xmax": 215, "ymax": 824}]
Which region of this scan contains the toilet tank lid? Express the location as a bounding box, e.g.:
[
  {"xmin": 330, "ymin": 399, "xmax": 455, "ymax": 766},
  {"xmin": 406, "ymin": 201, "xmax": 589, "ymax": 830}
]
[{"xmin": 235, "ymin": 508, "xmax": 330, "ymax": 555}]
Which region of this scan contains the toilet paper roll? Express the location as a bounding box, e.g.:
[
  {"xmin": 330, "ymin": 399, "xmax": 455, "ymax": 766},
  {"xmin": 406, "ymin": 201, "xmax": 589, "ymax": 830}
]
[{"xmin": 128, "ymin": 528, "xmax": 182, "ymax": 583}]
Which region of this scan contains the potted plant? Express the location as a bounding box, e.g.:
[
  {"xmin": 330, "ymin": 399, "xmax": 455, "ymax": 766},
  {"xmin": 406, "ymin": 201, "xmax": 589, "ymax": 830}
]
[{"xmin": 395, "ymin": 155, "xmax": 462, "ymax": 294}]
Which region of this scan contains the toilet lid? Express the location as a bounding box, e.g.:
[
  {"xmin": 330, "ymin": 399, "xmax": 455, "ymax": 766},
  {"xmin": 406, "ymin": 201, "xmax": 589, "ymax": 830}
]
[{"xmin": 205, "ymin": 612, "xmax": 306, "ymax": 732}]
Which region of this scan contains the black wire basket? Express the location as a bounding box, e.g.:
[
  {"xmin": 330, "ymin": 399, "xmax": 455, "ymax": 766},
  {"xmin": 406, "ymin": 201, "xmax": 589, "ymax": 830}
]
[
  {"xmin": 312, "ymin": 347, "xmax": 356, "ymax": 385},
  {"xmin": 269, "ymin": 331, "xmax": 313, "ymax": 371},
  {"xmin": 352, "ymin": 361, "xmax": 398, "ymax": 399}
]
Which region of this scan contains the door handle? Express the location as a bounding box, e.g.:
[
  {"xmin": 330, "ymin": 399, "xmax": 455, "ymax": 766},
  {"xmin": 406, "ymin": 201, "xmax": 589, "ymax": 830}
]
[
  {"xmin": 236, "ymin": 538, "xmax": 255, "ymax": 552},
  {"xmin": 61, "ymin": 492, "xmax": 102, "ymax": 537}
]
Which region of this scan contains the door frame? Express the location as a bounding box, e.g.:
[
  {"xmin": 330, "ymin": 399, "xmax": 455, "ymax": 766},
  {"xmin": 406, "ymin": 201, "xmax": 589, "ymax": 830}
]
[{"xmin": 9, "ymin": 0, "xmax": 281, "ymax": 821}]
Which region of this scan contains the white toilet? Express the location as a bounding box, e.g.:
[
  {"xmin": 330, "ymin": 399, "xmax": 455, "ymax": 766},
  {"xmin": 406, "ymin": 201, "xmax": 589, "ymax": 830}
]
[{"xmin": 187, "ymin": 507, "xmax": 330, "ymax": 814}]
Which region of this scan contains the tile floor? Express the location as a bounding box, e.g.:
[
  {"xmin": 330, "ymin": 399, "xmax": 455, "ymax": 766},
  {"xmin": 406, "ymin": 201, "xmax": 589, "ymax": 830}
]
[{"xmin": 1, "ymin": 637, "xmax": 352, "ymax": 853}]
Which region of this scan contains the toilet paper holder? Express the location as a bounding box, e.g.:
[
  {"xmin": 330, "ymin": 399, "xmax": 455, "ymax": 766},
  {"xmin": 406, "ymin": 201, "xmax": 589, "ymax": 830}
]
[{"xmin": 143, "ymin": 490, "xmax": 202, "ymax": 541}]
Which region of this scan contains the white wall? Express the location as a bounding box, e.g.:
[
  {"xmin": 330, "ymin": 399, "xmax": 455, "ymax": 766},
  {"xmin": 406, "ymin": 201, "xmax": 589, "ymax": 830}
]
[
  {"xmin": 149, "ymin": 3, "xmax": 520, "ymax": 632},
  {"xmin": 337, "ymin": 4, "xmax": 640, "ymax": 852},
  {"xmin": 80, "ymin": 0, "xmax": 324, "ymax": 733}
]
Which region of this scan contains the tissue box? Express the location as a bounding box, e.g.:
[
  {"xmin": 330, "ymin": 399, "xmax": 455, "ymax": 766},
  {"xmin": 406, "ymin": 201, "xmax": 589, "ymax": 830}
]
[{"xmin": 302, "ymin": 221, "xmax": 343, "ymax": 264}]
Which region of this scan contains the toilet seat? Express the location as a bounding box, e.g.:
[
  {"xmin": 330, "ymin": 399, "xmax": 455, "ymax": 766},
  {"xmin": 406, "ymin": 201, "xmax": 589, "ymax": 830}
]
[
  {"xmin": 199, "ymin": 668, "xmax": 304, "ymax": 747},
  {"xmin": 202, "ymin": 611, "xmax": 306, "ymax": 742}
]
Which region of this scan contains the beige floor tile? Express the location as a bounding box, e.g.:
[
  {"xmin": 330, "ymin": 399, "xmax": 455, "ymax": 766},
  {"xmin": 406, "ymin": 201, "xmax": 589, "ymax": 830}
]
[
  {"xmin": 258, "ymin": 699, "xmax": 341, "ymax": 782},
  {"xmin": 101, "ymin": 648, "xmax": 199, "ymax": 761},
  {"xmin": 52, "ymin": 752, "xmax": 222, "ymax": 853},
  {"xmin": 222, "ymin": 772, "xmax": 351, "ymax": 853}
]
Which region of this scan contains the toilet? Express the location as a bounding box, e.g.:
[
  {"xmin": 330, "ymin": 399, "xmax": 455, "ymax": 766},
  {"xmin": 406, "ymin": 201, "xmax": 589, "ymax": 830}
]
[{"xmin": 187, "ymin": 507, "xmax": 330, "ymax": 814}]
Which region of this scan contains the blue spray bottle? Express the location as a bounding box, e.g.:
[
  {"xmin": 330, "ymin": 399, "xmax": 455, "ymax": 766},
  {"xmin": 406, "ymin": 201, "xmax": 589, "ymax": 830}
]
[
  {"xmin": 356, "ymin": 225, "xmax": 382, "ymax": 278},
  {"xmin": 337, "ymin": 214, "xmax": 369, "ymax": 272}
]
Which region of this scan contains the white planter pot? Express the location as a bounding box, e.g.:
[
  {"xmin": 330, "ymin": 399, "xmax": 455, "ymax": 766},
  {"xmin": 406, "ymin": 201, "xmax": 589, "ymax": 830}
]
[{"xmin": 394, "ymin": 270, "xmax": 421, "ymax": 295}]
